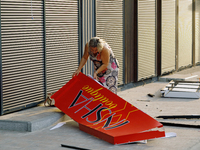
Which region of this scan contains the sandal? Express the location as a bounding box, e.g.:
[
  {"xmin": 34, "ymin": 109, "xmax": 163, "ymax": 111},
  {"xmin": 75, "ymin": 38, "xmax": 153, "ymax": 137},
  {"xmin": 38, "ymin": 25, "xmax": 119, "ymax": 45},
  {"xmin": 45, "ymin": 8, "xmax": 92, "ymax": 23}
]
[{"xmin": 44, "ymin": 92, "xmax": 55, "ymax": 107}]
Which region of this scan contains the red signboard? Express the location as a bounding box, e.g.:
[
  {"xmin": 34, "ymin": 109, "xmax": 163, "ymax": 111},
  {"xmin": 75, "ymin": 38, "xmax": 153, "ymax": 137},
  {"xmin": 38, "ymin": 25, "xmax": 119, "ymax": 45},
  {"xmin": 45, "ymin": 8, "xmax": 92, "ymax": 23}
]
[{"xmin": 51, "ymin": 73, "xmax": 165, "ymax": 144}]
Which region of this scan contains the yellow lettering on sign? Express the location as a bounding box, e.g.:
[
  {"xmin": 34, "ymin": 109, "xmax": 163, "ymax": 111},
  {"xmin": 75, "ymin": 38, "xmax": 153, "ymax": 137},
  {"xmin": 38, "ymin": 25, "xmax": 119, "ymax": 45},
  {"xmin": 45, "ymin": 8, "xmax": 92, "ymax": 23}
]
[{"xmin": 82, "ymin": 85, "xmax": 117, "ymax": 109}]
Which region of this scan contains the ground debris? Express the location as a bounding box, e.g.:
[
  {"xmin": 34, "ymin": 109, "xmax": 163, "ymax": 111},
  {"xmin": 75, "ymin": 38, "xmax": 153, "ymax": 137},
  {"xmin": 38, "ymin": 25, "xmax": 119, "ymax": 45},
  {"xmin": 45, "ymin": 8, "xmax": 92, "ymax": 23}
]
[
  {"xmin": 137, "ymin": 99, "xmax": 150, "ymax": 102},
  {"xmin": 147, "ymin": 93, "xmax": 155, "ymax": 97}
]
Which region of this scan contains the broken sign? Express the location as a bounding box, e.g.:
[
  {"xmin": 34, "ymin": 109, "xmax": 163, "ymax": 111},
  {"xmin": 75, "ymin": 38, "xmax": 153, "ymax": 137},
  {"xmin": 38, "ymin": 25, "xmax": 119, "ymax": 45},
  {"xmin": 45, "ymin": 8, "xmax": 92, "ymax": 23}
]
[{"xmin": 51, "ymin": 72, "xmax": 165, "ymax": 144}]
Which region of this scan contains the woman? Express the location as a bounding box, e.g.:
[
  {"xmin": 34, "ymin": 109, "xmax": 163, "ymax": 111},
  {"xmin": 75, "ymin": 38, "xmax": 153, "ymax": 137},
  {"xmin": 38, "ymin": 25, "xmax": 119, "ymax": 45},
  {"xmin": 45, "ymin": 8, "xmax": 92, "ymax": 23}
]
[{"xmin": 72, "ymin": 37, "xmax": 119, "ymax": 94}]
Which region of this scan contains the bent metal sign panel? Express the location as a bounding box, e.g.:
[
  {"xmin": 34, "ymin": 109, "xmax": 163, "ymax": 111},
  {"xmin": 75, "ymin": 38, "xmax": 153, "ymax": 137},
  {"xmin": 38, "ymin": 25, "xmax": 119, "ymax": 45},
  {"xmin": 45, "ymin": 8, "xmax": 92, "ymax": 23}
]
[{"xmin": 51, "ymin": 73, "xmax": 165, "ymax": 144}]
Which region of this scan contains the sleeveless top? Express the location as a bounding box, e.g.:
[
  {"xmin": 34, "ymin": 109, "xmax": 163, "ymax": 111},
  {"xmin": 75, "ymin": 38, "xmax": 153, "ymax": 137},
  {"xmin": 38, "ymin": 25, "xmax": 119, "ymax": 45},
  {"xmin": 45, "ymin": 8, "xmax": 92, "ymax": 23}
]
[{"xmin": 89, "ymin": 43, "xmax": 119, "ymax": 94}]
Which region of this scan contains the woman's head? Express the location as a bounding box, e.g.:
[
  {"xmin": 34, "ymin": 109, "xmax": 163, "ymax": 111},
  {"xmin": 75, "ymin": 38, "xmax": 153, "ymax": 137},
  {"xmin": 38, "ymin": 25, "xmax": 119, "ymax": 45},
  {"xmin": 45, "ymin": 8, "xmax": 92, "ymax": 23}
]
[{"xmin": 89, "ymin": 37, "xmax": 105, "ymax": 52}]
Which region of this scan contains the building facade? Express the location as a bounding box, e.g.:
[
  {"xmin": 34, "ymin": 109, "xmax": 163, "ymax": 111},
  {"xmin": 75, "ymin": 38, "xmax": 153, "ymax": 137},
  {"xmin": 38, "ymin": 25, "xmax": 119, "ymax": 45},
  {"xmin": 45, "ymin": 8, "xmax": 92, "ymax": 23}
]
[{"xmin": 0, "ymin": 0, "xmax": 199, "ymax": 115}]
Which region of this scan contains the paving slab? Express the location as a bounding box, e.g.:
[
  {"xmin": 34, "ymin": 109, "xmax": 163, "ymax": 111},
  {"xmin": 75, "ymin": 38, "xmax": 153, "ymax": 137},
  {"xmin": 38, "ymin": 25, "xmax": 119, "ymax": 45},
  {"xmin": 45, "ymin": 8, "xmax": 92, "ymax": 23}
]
[{"xmin": 0, "ymin": 106, "xmax": 66, "ymax": 132}]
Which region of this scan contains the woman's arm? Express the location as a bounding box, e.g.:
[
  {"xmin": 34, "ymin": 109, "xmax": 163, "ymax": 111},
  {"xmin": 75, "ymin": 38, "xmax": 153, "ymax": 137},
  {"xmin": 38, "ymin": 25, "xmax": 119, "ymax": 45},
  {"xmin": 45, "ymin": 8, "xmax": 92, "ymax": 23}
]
[
  {"xmin": 72, "ymin": 43, "xmax": 89, "ymax": 77},
  {"xmin": 94, "ymin": 47, "xmax": 110, "ymax": 79}
]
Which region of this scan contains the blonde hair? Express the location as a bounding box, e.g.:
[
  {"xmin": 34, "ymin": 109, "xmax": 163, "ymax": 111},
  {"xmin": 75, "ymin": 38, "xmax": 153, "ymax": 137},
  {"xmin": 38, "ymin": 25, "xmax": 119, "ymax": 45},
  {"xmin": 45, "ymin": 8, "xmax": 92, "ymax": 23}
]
[{"xmin": 89, "ymin": 37, "xmax": 105, "ymax": 52}]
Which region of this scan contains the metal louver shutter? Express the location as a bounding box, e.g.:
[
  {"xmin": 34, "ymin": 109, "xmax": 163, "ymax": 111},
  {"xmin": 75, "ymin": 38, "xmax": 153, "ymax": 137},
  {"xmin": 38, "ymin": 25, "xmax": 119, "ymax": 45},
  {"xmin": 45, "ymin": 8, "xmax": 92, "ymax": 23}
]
[
  {"xmin": 138, "ymin": 0, "xmax": 155, "ymax": 80},
  {"xmin": 46, "ymin": 0, "xmax": 79, "ymax": 93},
  {"xmin": 82, "ymin": 0, "xmax": 95, "ymax": 76},
  {"xmin": 178, "ymin": 0, "xmax": 192, "ymax": 68},
  {"xmin": 96, "ymin": 0, "xmax": 124, "ymax": 85},
  {"xmin": 195, "ymin": 0, "xmax": 200, "ymax": 64},
  {"xmin": 161, "ymin": 0, "xmax": 176, "ymax": 74},
  {"xmin": 1, "ymin": 0, "xmax": 45, "ymax": 114}
]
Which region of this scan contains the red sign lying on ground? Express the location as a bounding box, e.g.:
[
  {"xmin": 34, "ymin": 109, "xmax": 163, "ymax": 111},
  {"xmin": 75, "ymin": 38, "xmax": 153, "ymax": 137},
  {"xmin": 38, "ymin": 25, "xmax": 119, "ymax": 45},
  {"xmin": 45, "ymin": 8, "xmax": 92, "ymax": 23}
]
[{"xmin": 51, "ymin": 73, "xmax": 165, "ymax": 144}]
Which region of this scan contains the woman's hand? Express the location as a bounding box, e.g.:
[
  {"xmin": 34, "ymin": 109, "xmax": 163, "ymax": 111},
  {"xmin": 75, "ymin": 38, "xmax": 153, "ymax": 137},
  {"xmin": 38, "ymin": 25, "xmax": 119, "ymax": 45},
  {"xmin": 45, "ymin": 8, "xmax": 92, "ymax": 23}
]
[
  {"xmin": 93, "ymin": 71, "xmax": 98, "ymax": 80},
  {"xmin": 72, "ymin": 69, "xmax": 81, "ymax": 78}
]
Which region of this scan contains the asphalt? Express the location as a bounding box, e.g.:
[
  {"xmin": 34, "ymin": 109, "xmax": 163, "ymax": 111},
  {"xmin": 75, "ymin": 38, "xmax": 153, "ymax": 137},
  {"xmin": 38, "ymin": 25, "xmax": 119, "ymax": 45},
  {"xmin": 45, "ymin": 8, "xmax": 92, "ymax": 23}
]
[{"xmin": 0, "ymin": 66, "xmax": 200, "ymax": 150}]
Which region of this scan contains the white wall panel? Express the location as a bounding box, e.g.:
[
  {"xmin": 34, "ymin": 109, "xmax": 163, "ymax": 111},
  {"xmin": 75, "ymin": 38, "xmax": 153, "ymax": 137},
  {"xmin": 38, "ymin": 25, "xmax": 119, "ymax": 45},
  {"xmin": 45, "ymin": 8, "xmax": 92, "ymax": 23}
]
[
  {"xmin": 161, "ymin": 0, "xmax": 176, "ymax": 74},
  {"xmin": 195, "ymin": 0, "xmax": 200, "ymax": 63},
  {"xmin": 138, "ymin": 0, "xmax": 155, "ymax": 80},
  {"xmin": 178, "ymin": 0, "xmax": 192, "ymax": 68}
]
